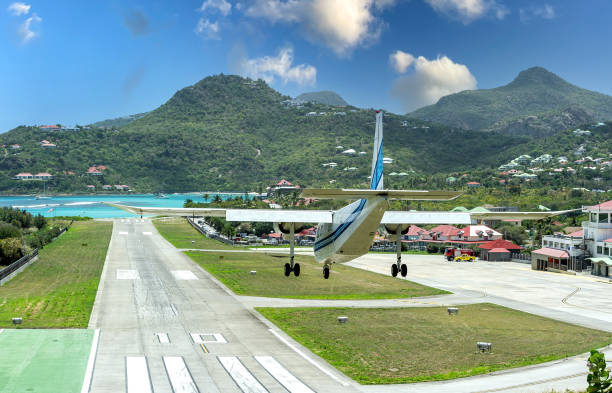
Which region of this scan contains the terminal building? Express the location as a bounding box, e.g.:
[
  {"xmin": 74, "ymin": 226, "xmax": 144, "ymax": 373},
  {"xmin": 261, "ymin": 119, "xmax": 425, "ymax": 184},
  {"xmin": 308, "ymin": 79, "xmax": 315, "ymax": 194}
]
[{"xmin": 531, "ymin": 200, "xmax": 612, "ymax": 276}]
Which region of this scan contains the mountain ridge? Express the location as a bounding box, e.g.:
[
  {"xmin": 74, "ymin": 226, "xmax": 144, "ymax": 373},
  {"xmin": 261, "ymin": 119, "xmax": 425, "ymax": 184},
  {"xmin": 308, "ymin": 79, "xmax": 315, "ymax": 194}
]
[{"xmin": 408, "ymin": 66, "xmax": 612, "ymax": 135}]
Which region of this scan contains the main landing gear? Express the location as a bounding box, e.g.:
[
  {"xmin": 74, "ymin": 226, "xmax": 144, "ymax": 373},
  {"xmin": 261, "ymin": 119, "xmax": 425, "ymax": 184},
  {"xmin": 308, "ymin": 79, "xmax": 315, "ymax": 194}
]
[
  {"xmin": 391, "ymin": 235, "xmax": 407, "ymax": 278},
  {"xmin": 283, "ymin": 223, "xmax": 300, "ymax": 277},
  {"xmin": 323, "ymin": 264, "xmax": 330, "ymax": 279}
]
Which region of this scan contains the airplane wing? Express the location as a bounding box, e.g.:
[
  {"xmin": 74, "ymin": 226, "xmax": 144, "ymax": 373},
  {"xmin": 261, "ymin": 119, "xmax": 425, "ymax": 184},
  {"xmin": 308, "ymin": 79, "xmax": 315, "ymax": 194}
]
[
  {"xmin": 382, "ymin": 211, "xmax": 472, "ymax": 225},
  {"xmin": 381, "ymin": 209, "xmax": 578, "ymax": 225},
  {"xmin": 107, "ymin": 203, "xmax": 333, "ymax": 223},
  {"xmin": 301, "ymin": 188, "xmax": 461, "ymax": 200},
  {"xmin": 468, "ymin": 210, "xmax": 578, "ymax": 220}
]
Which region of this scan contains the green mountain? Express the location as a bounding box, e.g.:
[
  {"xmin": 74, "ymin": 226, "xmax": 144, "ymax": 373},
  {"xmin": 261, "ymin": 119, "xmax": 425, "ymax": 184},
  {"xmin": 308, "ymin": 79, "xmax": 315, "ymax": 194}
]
[
  {"xmin": 0, "ymin": 74, "xmax": 539, "ymax": 194},
  {"xmin": 408, "ymin": 67, "xmax": 612, "ymax": 135},
  {"xmin": 89, "ymin": 112, "xmax": 149, "ymax": 129},
  {"xmin": 296, "ymin": 91, "xmax": 348, "ymax": 106}
]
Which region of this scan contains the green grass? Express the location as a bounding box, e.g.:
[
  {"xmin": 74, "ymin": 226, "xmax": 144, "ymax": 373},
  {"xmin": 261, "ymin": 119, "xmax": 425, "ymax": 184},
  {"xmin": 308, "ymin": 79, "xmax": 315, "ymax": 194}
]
[
  {"xmin": 257, "ymin": 304, "xmax": 612, "ymax": 384},
  {"xmin": 185, "ymin": 251, "xmax": 448, "ymax": 299},
  {"xmin": 153, "ymin": 218, "xmax": 235, "ymax": 250},
  {"xmin": 0, "ymin": 221, "xmax": 112, "ymax": 328}
]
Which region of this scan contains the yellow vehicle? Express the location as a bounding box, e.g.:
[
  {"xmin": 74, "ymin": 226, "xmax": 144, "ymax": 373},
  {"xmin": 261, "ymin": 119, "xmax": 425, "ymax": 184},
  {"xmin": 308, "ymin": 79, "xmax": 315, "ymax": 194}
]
[{"xmin": 454, "ymin": 254, "xmax": 476, "ymax": 262}]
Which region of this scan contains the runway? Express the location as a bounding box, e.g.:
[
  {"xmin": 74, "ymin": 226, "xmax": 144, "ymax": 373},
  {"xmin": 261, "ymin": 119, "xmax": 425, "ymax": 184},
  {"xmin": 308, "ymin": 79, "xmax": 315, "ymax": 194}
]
[{"xmin": 88, "ymin": 219, "xmax": 359, "ymax": 393}]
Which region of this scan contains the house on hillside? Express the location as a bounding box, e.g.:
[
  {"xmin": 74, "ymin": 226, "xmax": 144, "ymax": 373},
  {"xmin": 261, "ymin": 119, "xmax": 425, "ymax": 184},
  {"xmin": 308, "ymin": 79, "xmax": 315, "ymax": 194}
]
[
  {"xmin": 10, "ymin": 144, "xmax": 21, "ymax": 150},
  {"xmin": 467, "ymin": 181, "xmax": 480, "ymax": 188},
  {"xmin": 86, "ymin": 166, "xmax": 103, "ymax": 176},
  {"xmin": 102, "ymin": 185, "xmax": 112, "ymax": 190},
  {"xmin": 39, "ymin": 125, "xmax": 61, "ymax": 131},
  {"xmin": 14, "ymin": 172, "xmax": 33, "ymax": 180},
  {"xmin": 457, "ymin": 225, "xmax": 502, "ymax": 242},
  {"xmin": 41, "ymin": 142, "xmax": 57, "ymax": 149},
  {"xmin": 87, "ymin": 185, "xmax": 95, "ymax": 190},
  {"xmin": 34, "ymin": 172, "xmax": 53, "ymax": 180},
  {"xmin": 267, "ymin": 179, "xmax": 300, "ymax": 197}
]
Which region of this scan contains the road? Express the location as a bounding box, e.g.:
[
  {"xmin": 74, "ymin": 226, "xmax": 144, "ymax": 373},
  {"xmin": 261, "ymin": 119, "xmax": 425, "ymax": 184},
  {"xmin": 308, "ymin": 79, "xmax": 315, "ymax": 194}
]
[{"xmin": 88, "ymin": 218, "xmax": 359, "ymax": 393}]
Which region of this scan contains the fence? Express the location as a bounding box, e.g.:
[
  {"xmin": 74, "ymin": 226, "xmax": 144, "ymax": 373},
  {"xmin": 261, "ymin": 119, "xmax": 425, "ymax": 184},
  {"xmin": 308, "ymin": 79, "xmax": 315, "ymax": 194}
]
[
  {"xmin": 0, "ymin": 249, "xmax": 39, "ymax": 283},
  {"xmin": 187, "ymin": 217, "xmax": 234, "ymax": 246}
]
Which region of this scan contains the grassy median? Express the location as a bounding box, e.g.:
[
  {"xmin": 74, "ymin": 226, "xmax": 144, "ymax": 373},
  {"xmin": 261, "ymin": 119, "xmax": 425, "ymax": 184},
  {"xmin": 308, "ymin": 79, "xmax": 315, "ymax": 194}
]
[
  {"xmin": 0, "ymin": 220, "xmax": 112, "ymax": 328},
  {"xmin": 153, "ymin": 218, "xmax": 234, "ymax": 250},
  {"xmin": 257, "ymin": 304, "xmax": 612, "ymax": 384},
  {"xmin": 186, "ymin": 251, "xmax": 448, "ymax": 299}
]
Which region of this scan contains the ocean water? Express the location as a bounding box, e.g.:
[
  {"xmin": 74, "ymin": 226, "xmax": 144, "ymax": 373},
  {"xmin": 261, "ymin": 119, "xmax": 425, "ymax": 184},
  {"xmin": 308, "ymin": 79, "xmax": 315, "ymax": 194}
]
[{"xmin": 0, "ymin": 193, "xmax": 245, "ymax": 218}]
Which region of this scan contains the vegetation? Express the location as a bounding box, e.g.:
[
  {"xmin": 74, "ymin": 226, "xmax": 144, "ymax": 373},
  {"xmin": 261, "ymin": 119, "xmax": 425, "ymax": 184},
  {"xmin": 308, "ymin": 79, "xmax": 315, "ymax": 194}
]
[
  {"xmin": 257, "ymin": 304, "xmax": 612, "ymax": 384},
  {"xmin": 0, "ymin": 207, "xmax": 70, "ymax": 266},
  {"xmin": 587, "ymin": 350, "xmax": 612, "ymax": 393},
  {"xmin": 410, "ymin": 67, "xmax": 612, "ymax": 134},
  {"xmin": 0, "ymin": 220, "xmax": 112, "ymax": 328},
  {"xmin": 185, "ymin": 251, "xmax": 447, "ymax": 299},
  {"xmin": 295, "ymin": 91, "xmax": 348, "ymax": 106}
]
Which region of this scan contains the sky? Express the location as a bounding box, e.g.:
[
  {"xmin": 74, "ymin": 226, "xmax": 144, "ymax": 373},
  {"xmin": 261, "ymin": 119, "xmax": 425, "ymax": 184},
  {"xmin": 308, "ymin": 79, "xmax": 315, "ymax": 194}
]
[{"xmin": 1, "ymin": 0, "xmax": 612, "ymax": 132}]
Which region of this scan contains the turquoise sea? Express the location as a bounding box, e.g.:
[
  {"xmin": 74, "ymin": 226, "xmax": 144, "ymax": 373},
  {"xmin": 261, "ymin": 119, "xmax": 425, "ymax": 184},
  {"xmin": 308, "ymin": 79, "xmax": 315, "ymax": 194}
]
[{"xmin": 0, "ymin": 193, "xmax": 243, "ymax": 218}]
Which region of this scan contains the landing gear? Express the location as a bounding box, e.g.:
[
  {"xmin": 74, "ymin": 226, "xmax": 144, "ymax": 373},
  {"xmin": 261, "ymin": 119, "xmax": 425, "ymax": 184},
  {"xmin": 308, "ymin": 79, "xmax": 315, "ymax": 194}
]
[
  {"xmin": 282, "ymin": 223, "xmax": 301, "ymax": 277},
  {"xmin": 323, "ymin": 265, "xmax": 330, "ymax": 279},
  {"xmin": 391, "ymin": 235, "xmax": 407, "ymax": 278}
]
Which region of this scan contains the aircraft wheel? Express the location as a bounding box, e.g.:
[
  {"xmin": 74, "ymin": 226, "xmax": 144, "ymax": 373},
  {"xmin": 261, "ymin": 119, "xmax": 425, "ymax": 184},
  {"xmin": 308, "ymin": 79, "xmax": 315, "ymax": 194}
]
[
  {"xmin": 391, "ymin": 264, "xmax": 398, "ymax": 277},
  {"xmin": 284, "ymin": 263, "xmax": 291, "ymax": 277},
  {"xmin": 323, "ymin": 266, "xmax": 330, "ymax": 279},
  {"xmin": 293, "ymin": 263, "xmax": 301, "ymax": 277},
  {"xmin": 400, "ymin": 264, "xmax": 407, "ymax": 277}
]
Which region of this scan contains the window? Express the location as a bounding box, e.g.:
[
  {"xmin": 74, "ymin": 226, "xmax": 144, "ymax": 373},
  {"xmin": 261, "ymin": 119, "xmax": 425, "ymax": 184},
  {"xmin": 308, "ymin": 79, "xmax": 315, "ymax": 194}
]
[
  {"xmin": 554, "ymin": 242, "xmax": 559, "ymax": 248},
  {"xmin": 597, "ymin": 246, "xmax": 603, "ymax": 254},
  {"xmin": 543, "ymin": 240, "xmax": 548, "ymax": 247}
]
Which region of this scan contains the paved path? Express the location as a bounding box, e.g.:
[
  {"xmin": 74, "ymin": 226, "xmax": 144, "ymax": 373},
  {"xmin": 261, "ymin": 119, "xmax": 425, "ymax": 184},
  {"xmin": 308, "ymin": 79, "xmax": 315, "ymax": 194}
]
[{"xmin": 89, "ymin": 219, "xmax": 360, "ymax": 393}]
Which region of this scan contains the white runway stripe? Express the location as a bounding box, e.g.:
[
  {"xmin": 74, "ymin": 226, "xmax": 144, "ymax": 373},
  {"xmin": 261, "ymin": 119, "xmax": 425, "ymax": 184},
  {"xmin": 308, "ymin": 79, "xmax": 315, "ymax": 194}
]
[
  {"xmin": 172, "ymin": 270, "xmax": 198, "ymax": 280},
  {"xmin": 142, "ymin": 232, "xmax": 152, "ymax": 235},
  {"xmin": 80, "ymin": 329, "xmax": 100, "ymax": 393},
  {"xmin": 126, "ymin": 356, "xmax": 153, "ymax": 393},
  {"xmin": 190, "ymin": 333, "xmax": 227, "ymax": 344},
  {"xmin": 255, "ymin": 356, "xmax": 315, "ymax": 393},
  {"xmin": 163, "ymin": 357, "xmax": 199, "ymax": 393},
  {"xmin": 116, "ymin": 269, "xmax": 139, "ymax": 280},
  {"xmin": 119, "ymin": 231, "xmax": 128, "ymax": 235},
  {"xmin": 218, "ymin": 356, "xmax": 268, "ymax": 393}
]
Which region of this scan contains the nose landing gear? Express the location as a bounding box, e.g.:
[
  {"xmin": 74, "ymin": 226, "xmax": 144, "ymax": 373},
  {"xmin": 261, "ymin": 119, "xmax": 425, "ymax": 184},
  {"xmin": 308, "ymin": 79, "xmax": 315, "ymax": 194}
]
[{"xmin": 390, "ymin": 235, "xmax": 407, "ymax": 278}]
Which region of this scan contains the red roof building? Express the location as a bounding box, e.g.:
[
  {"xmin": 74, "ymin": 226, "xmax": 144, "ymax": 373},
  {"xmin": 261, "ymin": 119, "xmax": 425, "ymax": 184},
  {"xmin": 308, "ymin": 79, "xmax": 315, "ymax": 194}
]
[
  {"xmin": 406, "ymin": 225, "xmax": 426, "ymax": 237},
  {"xmin": 489, "ymin": 248, "xmax": 510, "ymax": 253},
  {"xmin": 531, "ymin": 247, "xmax": 569, "ymax": 259},
  {"xmin": 467, "ymin": 181, "xmax": 481, "ymax": 188},
  {"xmin": 479, "ymin": 239, "xmax": 522, "ymax": 250},
  {"xmin": 567, "ymin": 229, "xmax": 583, "ymax": 238},
  {"xmin": 589, "ymin": 200, "xmax": 612, "ymax": 211},
  {"xmin": 14, "ymin": 172, "xmax": 33, "ymax": 180}
]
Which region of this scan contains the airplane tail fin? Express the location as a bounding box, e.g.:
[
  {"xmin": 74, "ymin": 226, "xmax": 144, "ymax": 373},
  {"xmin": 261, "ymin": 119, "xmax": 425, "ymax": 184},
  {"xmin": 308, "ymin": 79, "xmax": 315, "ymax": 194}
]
[{"xmin": 370, "ymin": 110, "xmax": 384, "ymax": 190}]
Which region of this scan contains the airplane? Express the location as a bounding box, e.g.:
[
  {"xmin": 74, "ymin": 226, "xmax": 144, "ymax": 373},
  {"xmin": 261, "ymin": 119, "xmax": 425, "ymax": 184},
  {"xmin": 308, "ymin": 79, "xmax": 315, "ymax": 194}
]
[{"xmin": 111, "ymin": 111, "xmax": 572, "ymax": 279}]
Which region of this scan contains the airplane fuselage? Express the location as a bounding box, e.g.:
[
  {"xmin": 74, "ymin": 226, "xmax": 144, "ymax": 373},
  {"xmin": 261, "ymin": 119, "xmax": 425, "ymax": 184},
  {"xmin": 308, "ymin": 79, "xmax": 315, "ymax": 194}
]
[{"xmin": 313, "ymin": 197, "xmax": 388, "ymax": 264}]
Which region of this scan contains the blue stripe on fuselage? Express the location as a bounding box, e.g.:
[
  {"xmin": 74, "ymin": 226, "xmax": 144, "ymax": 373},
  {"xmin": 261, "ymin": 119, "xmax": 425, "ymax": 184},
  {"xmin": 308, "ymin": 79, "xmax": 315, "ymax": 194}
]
[{"xmin": 314, "ymin": 199, "xmax": 367, "ymax": 252}]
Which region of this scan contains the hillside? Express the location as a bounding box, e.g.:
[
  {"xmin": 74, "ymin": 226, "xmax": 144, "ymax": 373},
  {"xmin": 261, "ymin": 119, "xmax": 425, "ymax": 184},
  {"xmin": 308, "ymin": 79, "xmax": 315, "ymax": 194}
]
[
  {"xmin": 89, "ymin": 112, "xmax": 149, "ymax": 129},
  {"xmin": 0, "ymin": 74, "xmax": 534, "ymax": 194},
  {"xmin": 296, "ymin": 91, "xmax": 348, "ymax": 106},
  {"xmin": 409, "ymin": 67, "xmax": 612, "ymax": 135}
]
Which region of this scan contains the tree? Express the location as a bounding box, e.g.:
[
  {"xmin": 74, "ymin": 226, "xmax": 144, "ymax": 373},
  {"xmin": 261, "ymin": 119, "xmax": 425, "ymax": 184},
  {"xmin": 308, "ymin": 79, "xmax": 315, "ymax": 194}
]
[
  {"xmin": 496, "ymin": 224, "xmax": 528, "ymax": 246},
  {"xmin": 587, "ymin": 349, "xmax": 612, "ymax": 393},
  {"xmin": 222, "ymin": 222, "xmax": 236, "ymax": 238}
]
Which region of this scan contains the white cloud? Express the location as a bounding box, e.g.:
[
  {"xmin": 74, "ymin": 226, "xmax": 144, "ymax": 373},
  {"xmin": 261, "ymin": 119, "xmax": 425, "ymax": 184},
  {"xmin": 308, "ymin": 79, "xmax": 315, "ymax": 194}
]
[
  {"xmin": 7, "ymin": 2, "xmax": 30, "ymax": 16},
  {"xmin": 18, "ymin": 13, "xmax": 41, "ymax": 43},
  {"xmin": 245, "ymin": 0, "xmax": 394, "ymax": 56},
  {"xmin": 520, "ymin": 4, "xmax": 555, "ymax": 22},
  {"xmin": 389, "ymin": 50, "xmax": 415, "ymax": 73},
  {"xmin": 195, "ymin": 18, "xmax": 219, "ymax": 38},
  {"xmin": 425, "ymin": 0, "xmax": 508, "ymax": 23},
  {"xmin": 391, "ymin": 54, "xmax": 477, "ymax": 112},
  {"xmin": 199, "ymin": 0, "xmax": 232, "ymax": 16},
  {"xmin": 240, "ymin": 47, "xmax": 317, "ymax": 86}
]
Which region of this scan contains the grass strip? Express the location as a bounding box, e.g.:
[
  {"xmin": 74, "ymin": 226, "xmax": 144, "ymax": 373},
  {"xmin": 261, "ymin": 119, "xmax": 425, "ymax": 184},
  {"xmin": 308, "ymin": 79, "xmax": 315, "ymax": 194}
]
[
  {"xmin": 153, "ymin": 218, "xmax": 235, "ymax": 250},
  {"xmin": 0, "ymin": 220, "xmax": 112, "ymax": 328},
  {"xmin": 186, "ymin": 251, "xmax": 448, "ymax": 299},
  {"xmin": 257, "ymin": 304, "xmax": 612, "ymax": 384}
]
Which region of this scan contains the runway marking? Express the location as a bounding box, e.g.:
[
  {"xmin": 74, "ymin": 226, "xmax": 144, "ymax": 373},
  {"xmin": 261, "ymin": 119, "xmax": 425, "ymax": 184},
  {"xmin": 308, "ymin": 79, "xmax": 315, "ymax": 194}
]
[
  {"xmin": 119, "ymin": 231, "xmax": 128, "ymax": 235},
  {"xmin": 126, "ymin": 356, "xmax": 153, "ymax": 393},
  {"xmin": 142, "ymin": 232, "xmax": 152, "ymax": 236},
  {"xmin": 163, "ymin": 356, "xmax": 199, "ymax": 393},
  {"xmin": 217, "ymin": 356, "xmax": 269, "ymax": 393},
  {"xmin": 268, "ymin": 329, "xmax": 349, "ymax": 387},
  {"xmin": 80, "ymin": 328, "xmax": 100, "ymax": 393},
  {"xmin": 200, "ymin": 344, "xmax": 209, "ymax": 353},
  {"xmin": 116, "ymin": 269, "xmax": 140, "ymax": 280},
  {"xmin": 190, "ymin": 333, "xmax": 227, "ymax": 344},
  {"xmin": 255, "ymin": 356, "xmax": 315, "ymax": 393},
  {"xmin": 156, "ymin": 333, "xmax": 170, "ymax": 344},
  {"xmin": 172, "ymin": 270, "xmax": 199, "ymax": 280}
]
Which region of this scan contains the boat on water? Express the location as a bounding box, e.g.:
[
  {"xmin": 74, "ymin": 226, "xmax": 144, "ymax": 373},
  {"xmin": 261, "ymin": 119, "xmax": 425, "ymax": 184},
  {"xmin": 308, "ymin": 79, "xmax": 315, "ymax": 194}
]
[
  {"xmin": 35, "ymin": 181, "xmax": 51, "ymax": 199},
  {"xmin": 155, "ymin": 193, "xmax": 168, "ymax": 199}
]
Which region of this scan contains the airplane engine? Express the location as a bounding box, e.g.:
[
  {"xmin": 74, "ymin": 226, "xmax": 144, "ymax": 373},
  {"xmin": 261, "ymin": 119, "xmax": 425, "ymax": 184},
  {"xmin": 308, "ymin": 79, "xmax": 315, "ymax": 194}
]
[
  {"xmin": 383, "ymin": 224, "xmax": 410, "ymax": 241},
  {"xmin": 274, "ymin": 222, "xmax": 308, "ymax": 240}
]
